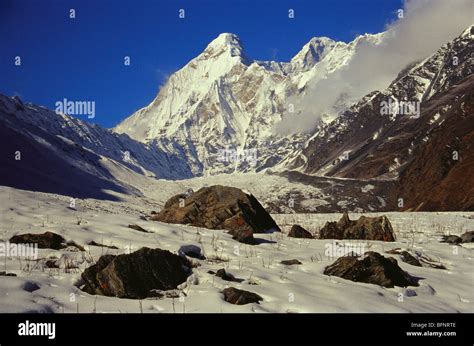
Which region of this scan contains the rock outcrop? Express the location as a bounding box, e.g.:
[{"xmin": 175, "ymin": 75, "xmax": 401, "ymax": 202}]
[
  {"xmin": 323, "ymin": 251, "xmax": 418, "ymax": 288},
  {"xmin": 319, "ymin": 213, "xmax": 395, "ymax": 241},
  {"xmin": 288, "ymin": 225, "xmax": 313, "ymax": 239},
  {"xmin": 152, "ymin": 186, "xmax": 280, "ymax": 244}
]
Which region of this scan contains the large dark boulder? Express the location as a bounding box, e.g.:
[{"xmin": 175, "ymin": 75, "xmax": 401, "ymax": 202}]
[
  {"xmin": 80, "ymin": 247, "xmax": 192, "ymax": 299},
  {"xmin": 151, "ymin": 185, "xmax": 280, "ymax": 244},
  {"xmin": 222, "ymin": 287, "xmax": 263, "ymax": 305},
  {"xmin": 319, "ymin": 213, "xmax": 395, "ymax": 241},
  {"xmin": 323, "ymin": 251, "xmax": 418, "ymax": 288},
  {"xmin": 288, "ymin": 225, "xmax": 313, "ymax": 239},
  {"xmin": 10, "ymin": 231, "xmax": 66, "ymax": 250}
]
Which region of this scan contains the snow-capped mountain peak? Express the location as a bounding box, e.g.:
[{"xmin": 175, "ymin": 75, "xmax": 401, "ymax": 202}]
[
  {"xmin": 198, "ymin": 32, "xmax": 250, "ymax": 64},
  {"xmin": 291, "ymin": 36, "xmax": 337, "ymax": 71},
  {"xmin": 113, "ymin": 31, "xmax": 387, "ymax": 176},
  {"xmin": 204, "ymin": 33, "xmax": 243, "ymax": 52}
]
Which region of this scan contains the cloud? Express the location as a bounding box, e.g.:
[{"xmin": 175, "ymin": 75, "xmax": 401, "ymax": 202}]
[{"xmin": 274, "ymin": 0, "xmax": 473, "ymax": 134}]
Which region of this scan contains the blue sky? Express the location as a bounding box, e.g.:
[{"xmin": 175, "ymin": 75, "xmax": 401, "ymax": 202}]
[{"xmin": 0, "ymin": 0, "xmax": 403, "ymax": 128}]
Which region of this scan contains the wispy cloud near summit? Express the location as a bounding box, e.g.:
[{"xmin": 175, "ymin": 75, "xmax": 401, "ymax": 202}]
[{"xmin": 275, "ymin": 0, "xmax": 473, "ymax": 134}]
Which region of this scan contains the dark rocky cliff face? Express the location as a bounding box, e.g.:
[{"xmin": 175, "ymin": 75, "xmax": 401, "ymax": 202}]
[{"xmin": 298, "ymin": 27, "xmax": 474, "ymax": 211}]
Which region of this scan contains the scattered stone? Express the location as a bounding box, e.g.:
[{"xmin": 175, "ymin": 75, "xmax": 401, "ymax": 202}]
[
  {"xmin": 87, "ymin": 241, "xmax": 119, "ymax": 250},
  {"xmin": 399, "ymin": 251, "xmax": 422, "ymax": 267},
  {"xmin": 385, "ymin": 248, "xmax": 421, "ymax": 267},
  {"xmin": 0, "ymin": 271, "xmax": 17, "ymax": 277},
  {"xmin": 23, "ymin": 281, "xmax": 40, "ymax": 292},
  {"xmin": 10, "ymin": 232, "xmax": 66, "ymax": 250},
  {"xmin": 404, "ymin": 288, "xmax": 418, "ymax": 297},
  {"xmin": 288, "ymin": 225, "xmax": 313, "ymax": 239},
  {"xmin": 323, "ymin": 251, "xmax": 418, "ymax": 288},
  {"xmin": 80, "ymin": 247, "xmax": 192, "ymax": 299},
  {"xmin": 178, "ymin": 245, "xmax": 205, "ymax": 260},
  {"xmin": 460, "ymin": 231, "xmax": 474, "ymax": 243},
  {"xmin": 128, "ymin": 224, "xmax": 151, "ymax": 233},
  {"xmin": 209, "ymin": 269, "xmax": 244, "ymax": 283},
  {"xmin": 45, "ymin": 259, "xmax": 60, "ymax": 269},
  {"xmin": 440, "ymin": 235, "xmax": 462, "ymax": 244},
  {"xmin": 152, "ymin": 185, "xmax": 280, "ymax": 244},
  {"xmin": 222, "ymin": 287, "xmax": 263, "ymax": 305},
  {"xmin": 319, "ymin": 212, "xmax": 395, "ymax": 241},
  {"xmin": 281, "ymin": 259, "xmax": 302, "ymax": 265}
]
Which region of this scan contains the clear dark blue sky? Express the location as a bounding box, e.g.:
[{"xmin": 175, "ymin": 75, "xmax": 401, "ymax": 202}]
[{"xmin": 0, "ymin": 0, "xmax": 403, "ymax": 128}]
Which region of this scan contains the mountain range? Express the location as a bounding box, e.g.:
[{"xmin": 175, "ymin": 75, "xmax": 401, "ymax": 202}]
[{"xmin": 1, "ymin": 25, "xmax": 473, "ymax": 211}]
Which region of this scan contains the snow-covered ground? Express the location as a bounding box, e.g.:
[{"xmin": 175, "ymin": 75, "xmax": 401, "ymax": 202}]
[{"xmin": 0, "ymin": 185, "xmax": 472, "ymax": 313}]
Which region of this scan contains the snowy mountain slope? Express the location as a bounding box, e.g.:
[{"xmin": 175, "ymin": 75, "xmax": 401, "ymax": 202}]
[
  {"xmin": 114, "ymin": 33, "xmax": 381, "ymax": 176},
  {"xmin": 0, "ymin": 94, "xmax": 194, "ymax": 198},
  {"xmin": 1, "ymin": 185, "xmax": 473, "ymax": 313},
  {"xmin": 0, "ymin": 92, "xmax": 392, "ymax": 212},
  {"xmin": 394, "ymin": 74, "xmax": 474, "ymax": 211},
  {"xmin": 299, "ymin": 25, "xmax": 474, "ymax": 183}
]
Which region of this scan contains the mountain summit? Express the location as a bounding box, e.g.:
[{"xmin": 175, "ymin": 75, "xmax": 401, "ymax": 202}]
[
  {"xmin": 113, "ymin": 32, "xmax": 362, "ymax": 175},
  {"xmin": 290, "ymin": 37, "xmax": 337, "ymax": 72},
  {"xmin": 114, "ymin": 28, "xmax": 472, "ymax": 181}
]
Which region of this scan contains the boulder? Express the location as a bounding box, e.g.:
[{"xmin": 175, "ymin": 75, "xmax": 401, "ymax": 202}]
[
  {"xmin": 10, "ymin": 231, "xmax": 66, "ymax": 250},
  {"xmin": 288, "ymin": 225, "xmax": 313, "ymax": 239},
  {"xmin": 440, "ymin": 235, "xmax": 462, "ymax": 244},
  {"xmin": 81, "ymin": 247, "xmax": 192, "ymax": 299},
  {"xmin": 151, "ymin": 185, "xmax": 280, "ymax": 244},
  {"xmin": 222, "ymin": 287, "xmax": 263, "ymax": 305},
  {"xmin": 323, "ymin": 251, "xmax": 418, "ymax": 288},
  {"xmin": 460, "ymin": 231, "xmax": 474, "ymax": 243},
  {"xmin": 22, "ymin": 281, "xmax": 40, "ymax": 292},
  {"xmin": 178, "ymin": 245, "xmax": 205, "ymax": 260},
  {"xmin": 386, "ymin": 249, "xmax": 422, "ymax": 267},
  {"xmin": 9, "ymin": 232, "xmax": 84, "ymax": 251},
  {"xmin": 399, "ymin": 251, "xmax": 422, "ymax": 267},
  {"xmin": 319, "ymin": 212, "xmax": 395, "ymax": 241}
]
